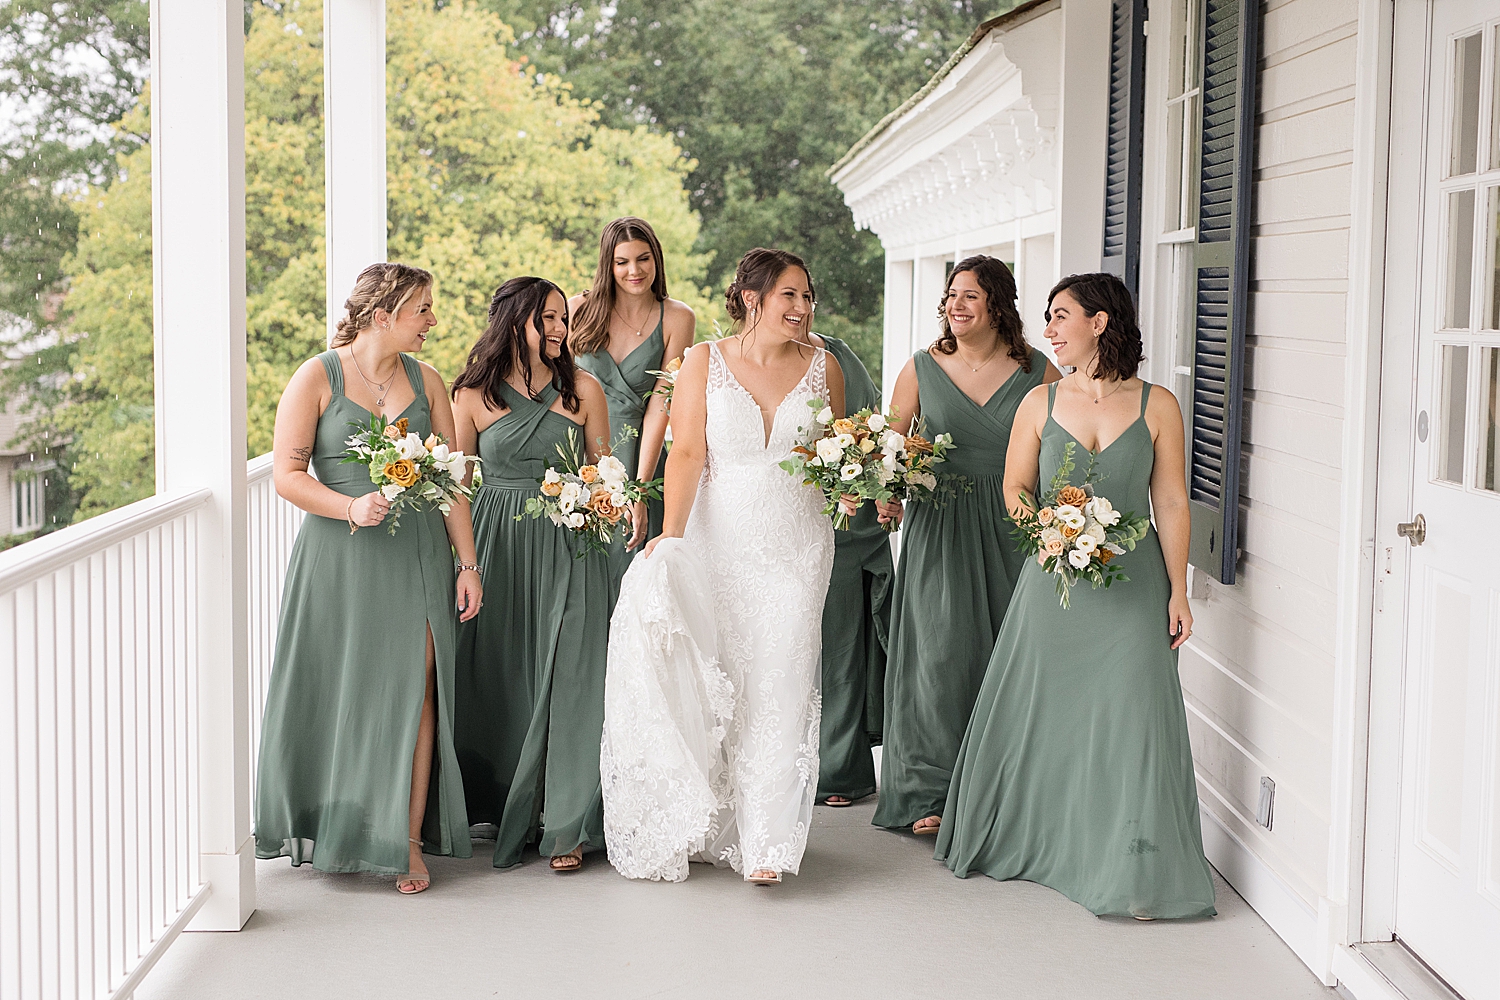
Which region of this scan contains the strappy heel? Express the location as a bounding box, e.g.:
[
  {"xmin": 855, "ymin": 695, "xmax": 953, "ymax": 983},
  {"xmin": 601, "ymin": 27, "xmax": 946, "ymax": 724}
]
[
  {"xmin": 397, "ymin": 838, "xmax": 430, "ymax": 894},
  {"xmin": 747, "ymin": 869, "xmax": 782, "ymax": 886}
]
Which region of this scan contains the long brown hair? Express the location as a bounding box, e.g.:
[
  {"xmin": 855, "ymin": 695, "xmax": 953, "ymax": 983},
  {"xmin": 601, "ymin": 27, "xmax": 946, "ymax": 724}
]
[
  {"xmin": 934, "ymin": 255, "xmax": 1030, "ymax": 372},
  {"xmin": 331, "ymin": 262, "xmax": 433, "ymax": 348},
  {"xmin": 1046, "ymin": 272, "xmax": 1144, "ymax": 382},
  {"xmin": 569, "ymin": 216, "xmax": 669, "ymax": 356},
  {"xmin": 452, "ymin": 276, "xmax": 580, "ymax": 413}
]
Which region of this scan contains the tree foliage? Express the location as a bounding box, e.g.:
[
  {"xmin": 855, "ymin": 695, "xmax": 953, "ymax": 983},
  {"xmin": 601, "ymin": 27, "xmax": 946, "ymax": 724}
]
[{"xmin": 53, "ymin": 0, "xmax": 707, "ymax": 517}]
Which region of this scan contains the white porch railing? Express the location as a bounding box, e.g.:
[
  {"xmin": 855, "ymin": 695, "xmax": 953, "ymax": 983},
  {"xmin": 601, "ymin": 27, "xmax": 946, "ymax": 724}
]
[
  {"xmin": 0, "ymin": 489, "xmax": 211, "ymax": 1000},
  {"xmin": 0, "ymin": 454, "xmax": 303, "ymax": 1000},
  {"xmin": 246, "ymin": 453, "xmax": 304, "ymax": 794}
]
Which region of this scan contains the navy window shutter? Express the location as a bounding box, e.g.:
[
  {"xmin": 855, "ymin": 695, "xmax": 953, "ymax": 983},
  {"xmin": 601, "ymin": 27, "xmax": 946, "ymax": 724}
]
[
  {"xmin": 1101, "ymin": 0, "xmax": 1148, "ymax": 294},
  {"xmin": 1187, "ymin": 0, "xmax": 1257, "ymax": 585}
]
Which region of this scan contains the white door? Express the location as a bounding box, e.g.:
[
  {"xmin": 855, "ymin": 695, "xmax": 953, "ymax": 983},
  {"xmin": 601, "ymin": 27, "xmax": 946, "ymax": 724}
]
[{"xmin": 1394, "ymin": 3, "xmax": 1500, "ymax": 998}]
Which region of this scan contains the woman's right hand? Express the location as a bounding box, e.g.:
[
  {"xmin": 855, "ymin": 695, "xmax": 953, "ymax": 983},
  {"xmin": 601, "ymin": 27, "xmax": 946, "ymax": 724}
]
[
  {"xmin": 875, "ymin": 498, "xmax": 904, "ymax": 525},
  {"xmin": 348, "ymin": 491, "xmax": 392, "ymax": 527},
  {"xmin": 640, "ymin": 533, "xmax": 682, "ymax": 560}
]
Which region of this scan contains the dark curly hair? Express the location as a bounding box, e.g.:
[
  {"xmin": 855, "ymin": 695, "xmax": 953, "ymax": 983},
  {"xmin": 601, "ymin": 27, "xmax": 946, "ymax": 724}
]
[
  {"xmin": 1045, "ymin": 272, "xmax": 1144, "ymax": 382},
  {"xmin": 934, "ymin": 255, "xmax": 1031, "ymax": 372},
  {"xmin": 724, "ymin": 247, "xmax": 816, "ymax": 330},
  {"xmin": 452, "ymin": 276, "xmax": 580, "ymax": 413}
]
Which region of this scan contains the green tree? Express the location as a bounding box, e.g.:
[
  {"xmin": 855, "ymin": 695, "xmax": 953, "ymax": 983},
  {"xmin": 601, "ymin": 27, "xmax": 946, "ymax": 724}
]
[
  {"xmin": 57, "ymin": 0, "xmax": 708, "ymax": 517},
  {"xmin": 475, "ymin": 0, "xmax": 1016, "ymax": 382}
]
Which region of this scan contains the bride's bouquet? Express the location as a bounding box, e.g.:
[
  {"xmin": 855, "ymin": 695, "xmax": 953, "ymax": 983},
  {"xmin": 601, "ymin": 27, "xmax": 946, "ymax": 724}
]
[
  {"xmin": 341, "ymin": 415, "xmax": 477, "ymax": 535},
  {"xmin": 779, "ymin": 400, "xmax": 954, "ymax": 531},
  {"xmin": 1008, "ymin": 442, "xmax": 1150, "ymax": 608},
  {"xmin": 517, "ymin": 427, "xmax": 662, "ymax": 556}
]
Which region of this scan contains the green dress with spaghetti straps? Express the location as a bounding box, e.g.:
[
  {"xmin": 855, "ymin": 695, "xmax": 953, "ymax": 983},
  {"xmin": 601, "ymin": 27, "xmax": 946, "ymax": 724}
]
[
  {"xmin": 574, "ymin": 304, "xmax": 668, "ymax": 601},
  {"xmin": 254, "ymin": 350, "xmax": 471, "ymax": 872},
  {"xmin": 815, "ymin": 335, "xmax": 894, "ymax": 803},
  {"xmin": 872, "ymin": 347, "xmax": 1046, "ymax": 830},
  {"xmin": 453, "ymin": 381, "xmax": 612, "ymax": 867},
  {"xmin": 935, "ymin": 381, "xmax": 1217, "ymax": 919}
]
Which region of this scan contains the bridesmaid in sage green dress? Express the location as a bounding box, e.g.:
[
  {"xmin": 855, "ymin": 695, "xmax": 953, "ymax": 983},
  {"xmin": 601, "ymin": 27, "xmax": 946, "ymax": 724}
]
[
  {"xmin": 808, "ymin": 332, "xmax": 893, "ymax": 806},
  {"xmin": 936, "ymin": 272, "xmax": 1215, "ymax": 919},
  {"xmin": 569, "ymin": 217, "xmax": 695, "ymax": 601},
  {"xmin": 451, "ymin": 276, "xmax": 614, "ymax": 872},
  {"xmin": 872, "ymin": 256, "xmax": 1060, "ymax": 836},
  {"xmin": 256, "ymin": 263, "xmax": 481, "ymax": 894}
]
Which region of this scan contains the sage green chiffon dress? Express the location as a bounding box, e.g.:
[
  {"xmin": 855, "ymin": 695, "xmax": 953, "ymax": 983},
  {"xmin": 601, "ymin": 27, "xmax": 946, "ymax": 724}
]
[
  {"xmin": 255, "ymin": 350, "xmax": 471, "ymax": 873},
  {"xmin": 816, "ymin": 335, "xmax": 894, "ymax": 803},
  {"xmin": 575, "ymin": 305, "xmax": 667, "ymax": 600},
  {"xmin": 453, "ymin": 382, "xmax": 612, "ymax": 868},
  {"xmin": 935, "ymin": 382, "xmax": 1217, "ymax": 919},
  {"xmin": 872, "ymin": 348, "xmax": 1046, "ymax": 830}
]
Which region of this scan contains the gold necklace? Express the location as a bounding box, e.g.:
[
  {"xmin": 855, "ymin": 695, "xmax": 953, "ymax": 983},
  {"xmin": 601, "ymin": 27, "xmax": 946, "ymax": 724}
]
[
  {"xmin": 614, "ymin": 302, "xmax": 655, "ymax": 338},
  {"xmin": 954, "ymin": 340, "xmax": 1002, "ymax": 373},
  {"xmin": 1076, "ymin": 373, "xmax": 1128, "ymax": 405}
]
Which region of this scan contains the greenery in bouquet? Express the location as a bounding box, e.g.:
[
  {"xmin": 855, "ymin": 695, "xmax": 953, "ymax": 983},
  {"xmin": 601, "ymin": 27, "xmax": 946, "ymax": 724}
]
[
  {"xmin": 1007, "ymin": 442, "xmax": 1150, "ymax": 608},
  {"xmin": 340, "ymin": 415, "xmax": 478, "ymax": 536},
  {"xmin": 644, "ymin": 355, "xmax": 683, "ymax": 411},
  {"xmin": 517, "ymin": 427, "xmax": 663, "ymax": 557}
]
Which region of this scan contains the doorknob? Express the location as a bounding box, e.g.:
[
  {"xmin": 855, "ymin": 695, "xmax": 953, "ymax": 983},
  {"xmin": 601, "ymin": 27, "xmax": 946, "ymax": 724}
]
[{"xmin": 1396, "ymin": 513, "xmax": 1426, "ymax": 546}]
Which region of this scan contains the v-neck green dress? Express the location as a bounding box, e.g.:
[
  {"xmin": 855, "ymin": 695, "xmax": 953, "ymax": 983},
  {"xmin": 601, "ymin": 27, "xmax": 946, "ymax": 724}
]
[
  {"xmin": 575, "ymin": 304, "xmax": 668, "ymax": 601},
  {"xmin": 873, "ymin": 347, "xmax": 1047, "ymax": 830},
  {"xmin": 255, "ymin": 350, "xmax": 471, "ymax": 873},
  {"xmin": 816, "ymin": 335, "xmax": 894, "ymax": 803},
  {"xmin": 453, "ymin": 381, "xmax": 612, "ymax": 868},
  {"xmin": 936, "ymin": 382, "xmax": 1216, "ymax": 919}
]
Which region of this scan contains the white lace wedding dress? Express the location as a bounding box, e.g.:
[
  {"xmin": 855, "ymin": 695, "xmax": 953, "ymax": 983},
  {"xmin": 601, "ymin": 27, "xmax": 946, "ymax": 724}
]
[{"xmin": 601, "ymin": 341, "xmax": 836, "ymax": 881}]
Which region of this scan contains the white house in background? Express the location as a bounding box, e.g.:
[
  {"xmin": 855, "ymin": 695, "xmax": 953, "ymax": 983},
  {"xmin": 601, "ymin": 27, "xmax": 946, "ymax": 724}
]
[
  {"xmin": 0, "ymin": 402, "xmax": 46, "ymax": 540},
  {"xmin": 834, "ymin": 2, "xmax": 1500, "ymax": 999}
]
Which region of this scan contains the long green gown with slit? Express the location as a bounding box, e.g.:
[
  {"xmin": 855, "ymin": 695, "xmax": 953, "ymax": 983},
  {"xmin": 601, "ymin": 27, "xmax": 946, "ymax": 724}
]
[
  {"xmin": 935, "ymin": 382, "xmax": 1217, "ymax": 919},
  {"xmin": 255, "ymin": 350, "xmax": 471, "ymax": 872},
  {"xmin": 453, "ymin": 381, "xmax": 612, "ymax": 867},
  {"xmin": 816, "ymin": 335, "xmax": 894, "ymax": 803},
  {"xmin": 872, "ymin": 347, "xmax": 1046, "ymax": 830},
  {"xmin": 575, "ymin": 304, "xmax": 667, "ymax": 602}
]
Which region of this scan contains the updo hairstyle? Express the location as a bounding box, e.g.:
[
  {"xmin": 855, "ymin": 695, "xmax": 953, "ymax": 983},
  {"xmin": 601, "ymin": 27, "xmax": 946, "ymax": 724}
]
[
  {"xmin": 331, "ymin": 262, "xmax": 434, "ymax": 347},
  {"xmin": 934, "ymin": 255, "xmax": 1030, "ymax": 372},
  {"xmin": 724, "ymin": 247, "xmax": 815, "ymax": 330},
  {"xmin": 1045, "ymin": 272, "xmax": 1144, "ymax": 382}
]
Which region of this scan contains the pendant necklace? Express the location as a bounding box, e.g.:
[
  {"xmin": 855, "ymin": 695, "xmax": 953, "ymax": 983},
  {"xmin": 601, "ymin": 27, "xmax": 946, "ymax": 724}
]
[
  {"xmin": 615, "ymin": 303, "xmax": 654, "ymax": 338},
  {"xmin": 955, "ymin": 341, "xmax": 1002, "ymax": 373},
  {"xmin": 349, "ymin": 345, "xmax": 395, "ymax": 408},
  {"xmin": 1081, "ymin": 374, "xmax": 1127, "ymax": 405}
]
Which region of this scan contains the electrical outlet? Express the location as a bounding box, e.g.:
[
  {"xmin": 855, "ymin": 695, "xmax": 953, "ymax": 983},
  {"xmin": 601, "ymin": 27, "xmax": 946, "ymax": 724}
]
[{"xmin": 1256, "ymin": 776, "xmax": 1275, "ymax": 830}]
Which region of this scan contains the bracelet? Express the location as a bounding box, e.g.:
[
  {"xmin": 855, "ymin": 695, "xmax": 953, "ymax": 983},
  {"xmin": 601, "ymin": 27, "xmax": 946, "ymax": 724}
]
[
  {"xmin": 346, "ymin": 497, "xmax": 358, "ymax": 535},
  {"xmin": 455, "ymin": 562, "xmax": 481, "ymax": 574}
]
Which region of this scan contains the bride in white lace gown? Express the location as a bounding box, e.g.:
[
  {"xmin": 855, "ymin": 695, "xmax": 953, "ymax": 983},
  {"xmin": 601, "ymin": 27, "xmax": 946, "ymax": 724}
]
[{"xmin": 601, "ymin": 249, "xmax": 845, "ymax": 884}]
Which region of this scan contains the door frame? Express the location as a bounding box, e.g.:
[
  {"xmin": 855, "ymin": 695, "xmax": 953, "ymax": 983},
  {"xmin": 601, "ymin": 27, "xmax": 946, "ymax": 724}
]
[{"xmin": 1363, "ymin": 0, "xmax": 1440, "ymax": 947}]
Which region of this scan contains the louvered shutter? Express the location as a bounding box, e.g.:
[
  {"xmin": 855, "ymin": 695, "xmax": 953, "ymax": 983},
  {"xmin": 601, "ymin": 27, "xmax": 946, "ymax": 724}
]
[
  {"xmin": 1101, "ymin": 0, "xmax": 1147, "ymax": 294},
  {"xmin": 1187, "ymin": 0, "xmax": 1257, "ymax": 585}
]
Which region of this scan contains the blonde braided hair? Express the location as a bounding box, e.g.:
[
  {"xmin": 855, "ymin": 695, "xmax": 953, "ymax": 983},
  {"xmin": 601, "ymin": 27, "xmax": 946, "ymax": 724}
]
[{"xmin": 331, "ymin": 262, "xmax": 434, "ymax": 347}]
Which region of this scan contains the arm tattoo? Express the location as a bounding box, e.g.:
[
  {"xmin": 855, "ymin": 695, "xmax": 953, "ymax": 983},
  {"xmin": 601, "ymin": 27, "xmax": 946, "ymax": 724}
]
[{"xmin": 291, "ymin": 445, "xmax": 314, "ymax": 462}]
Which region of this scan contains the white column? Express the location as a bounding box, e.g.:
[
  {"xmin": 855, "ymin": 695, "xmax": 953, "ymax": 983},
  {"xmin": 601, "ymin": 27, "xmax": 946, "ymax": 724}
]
[
  {"xmin": 324, "ymin": 0, "xmax": 388, "ymax": 342},
  {"xmin": 1053, "ymin": 0, "xmax": 1111, "ymax": 277},
  {"xmin": 882, "ymin": 257, "xmax": 914, "ymax": 404},
  {"xmin": 150, "ymin": 0, "xmax": 254, "ymax": 930}
]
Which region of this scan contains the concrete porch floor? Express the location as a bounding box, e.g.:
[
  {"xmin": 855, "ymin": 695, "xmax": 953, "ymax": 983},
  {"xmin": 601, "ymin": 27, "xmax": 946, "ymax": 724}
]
[{"xmin": 136, "ymin": 797, "xmax": 1337, "ymax": 1000}]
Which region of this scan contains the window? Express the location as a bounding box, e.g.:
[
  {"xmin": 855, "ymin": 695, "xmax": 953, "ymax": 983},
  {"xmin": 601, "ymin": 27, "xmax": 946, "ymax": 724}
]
[{"xmin": 12, "ymin": 461, "xmax": 44, "ymax": 534}]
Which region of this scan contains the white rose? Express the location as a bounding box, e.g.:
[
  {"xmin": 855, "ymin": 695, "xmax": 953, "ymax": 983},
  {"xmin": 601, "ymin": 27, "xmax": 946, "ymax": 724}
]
[
  {"xmin": 543, "ymin": 468, "xmax": 562, "ymax": 485},
  {"xmin": 1074, "ymin": 533, "xmax": 1097, "ymax": 555},
  {"xmin": 430, "ymin": 443, "xmax": 452, "ymax": 464},
  {"xmin": 597, "ymin": 455, "xmax": 628, "ymax": 485},
  {"xmin": 381, "ymin": 484, "xmax": 405, "ymax": 500},
  {"xmin": 444, "ymin": 452, "xmax": 469, "ymax": 478},
  {"xmin": 1086, "ymin": 495, "xmax": 1121, "ymax": 526},
  {"xmin": 815, "ymin": 405, "xmax": 834, "ymax": 424},
  {"xmin": 1067, "ymin": 548, "xmax": 1091, "ymax": 569},
  {"xmin": 559, "ymin": 482, "xmax": 584, "ymax": 512},
  {"xmin": 815, "ymin": 437, "xmax": 844, "ymax": 463},
  {"xmin": 875, "ymin": 463, "xmax": 895, "ymax": 485},
  {"xmin": 881, "ymin": 451, "xmax": 900, "ymax": 472},
  {"xmin": 395, "ymin": 433, "xmax": 426, "ymax": 461},
  {"xmin": 867, "ymin": 413, "xmax": 887, "ymax": 432},
  {"xmin": 609, "ymin": 490, "xmax": 628, "ymax": 507},
  {"xmin": 566, "ymin": 512, "xmax": 586, "ymax": 529},
  {"xmin": 881, "ymin": 430, "xmax": 906, "ymax": 454},
  {"xmin": 1083, "ymin": 519, "xmax": 1107, "ymax": 542},
  {"xmin": 1040, "ymin": 526, "xmax": 1063, "ymax": 547}
]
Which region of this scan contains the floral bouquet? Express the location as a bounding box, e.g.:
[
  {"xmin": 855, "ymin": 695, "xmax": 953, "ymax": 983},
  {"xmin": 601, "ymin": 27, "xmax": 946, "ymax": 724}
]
[
  {"xmin": 882, "ymin": 415, "xmax": 960, "ymax": 514},
  {"xmin": 341, "ymin": 415, "xmax": 478, "ymax": 535},
  {"xmin": 645, "ymin": 355, "xmax": 683, "ymax": 411},
  {"xmin": 1007, "ymin": 441, "xmax": 1150, "ymax": 608},
  {"xmin": 518, "ymin": 428, "xmax": 663, "ymax": 556}
]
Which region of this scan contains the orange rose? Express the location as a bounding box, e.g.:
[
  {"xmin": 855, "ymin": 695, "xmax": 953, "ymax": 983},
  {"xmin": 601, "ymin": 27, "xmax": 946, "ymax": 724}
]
[
  {"xmin": 579, "ymin": 465, "xmax": 599, "ymax": 483},
  {"xmin": 424, "ymin": 433, "xmax": 440, "ymax": 451},
  {"xmin": 1057, "ymin": 485, "xmax": 1087, "ymax": 508},
  {"xmin": 1061, "ymin": 525, "xmax": 1079, "ymax": 539},
  {"xmin": 665, "ymin": 356, "xmax": 682, "ymax": 373},
  {"xmin": 905, "ymin": 434, "xmax": 933, "ymax": 456},
  {"xmin": 540, "ymin": 480, "xmax": 563, "ymax": 497},
  {"xmin": 384, "ymin": 459, "xmax": 420, "ymax": 488},
  {"xmin": 586, "ymin": 490, "xmax": 626, "ymax": 524},
  {"xmin": 832, "ymin": 418, "xmax": 856, "ymax": 436},
  {"xmin": 382, "ymin": 423, "xmax": 402, "ymax": 440}
]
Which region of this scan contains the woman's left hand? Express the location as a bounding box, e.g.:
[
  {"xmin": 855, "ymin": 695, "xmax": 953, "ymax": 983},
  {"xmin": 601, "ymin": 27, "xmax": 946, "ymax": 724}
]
[
  {"xmin": 456, "ymin": 569, "xmax": 483, "ymax": 622},
  {"xmin": 1168, "ymin": 592, "xmax": 1193, "ymax": 649}
]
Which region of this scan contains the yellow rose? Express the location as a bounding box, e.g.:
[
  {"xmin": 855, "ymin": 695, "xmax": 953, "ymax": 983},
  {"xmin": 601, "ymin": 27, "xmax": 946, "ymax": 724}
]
[
  {"xmin": 832, "ymin": 418, "xmax": 856, "ymax": 436},
  {"xmin": 384, "ymin": 459, "xmax": 420, "ymax": 488},
  {"xmin": 665, "ymin": 356, "xmax": 682, "ymax": 373},
  {"xmin": 859, "ymin": 437, "xmax": 877, "ymax": 454},
  {"xmin": 540, "ymin": 479, "xmax": 563, "ymax": 497},
  {"xmin": 424, "ymin": 434, "xmax": 440, "ymax": 451},
  {"xmin": 579, "ymin": 465, "xmax": 599, "ymax": 484}
]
